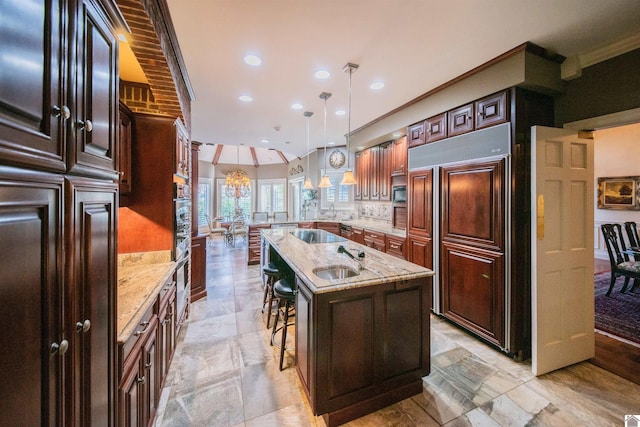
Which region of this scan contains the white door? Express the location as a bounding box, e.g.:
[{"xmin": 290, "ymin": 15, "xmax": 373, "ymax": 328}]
[{"xmin": 531, "ymin": 126, "xmax": 594, "ymax": 376}]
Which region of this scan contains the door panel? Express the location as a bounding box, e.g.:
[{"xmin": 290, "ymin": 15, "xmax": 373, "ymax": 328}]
[
  {"xmin": 532, "ymin": 126, "xmax": 594, "ymax": 375},
  {"xmin": 441, "ymin": 159, "xmax": 504, "ymax": 251},
  {"xmin": 67, "ymin": 177, "xmax": 117, "ymax": 426},
  {"xmin": 407, "ymin": 168, "xmax": 432, "ymax": 238},
  {"xmin": 0, "ymin": 172, "xmax": 64, "ymax": 426}
]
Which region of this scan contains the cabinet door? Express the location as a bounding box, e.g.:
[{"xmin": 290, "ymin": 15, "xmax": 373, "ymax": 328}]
[
  {"xmin": 142, "ymin": 320, "xmax": 159, "ymax": 426},
  {"xmin": 369, "ymin": 146, "xmax": 380, "ymax": 200},
  {"xmin": 70, "ymin": 0, "xmax": 119, "ymax": 178},
  {"xmin": 407, "ymin": 168, "xmax": 432, "ymax": 238},
  {"xmin": 175, "ymin": 119, "xmax": 189, "ymax": 178},
  {"xmin": 0, "ymin": 0, "xmax": 66, "ymax": 172},
  {"xmin": 358, "ymin": 149, "xmax": 370, "ymax": 200},
  {"xmin": 475, "ymin": 90, "xmax": 508, "ymax": 130},
  {"xmin": 425, "ymin": 112, "xmax": 447, "ymax": 143},
  {"xmin": 378, "ymin": 142, "xmax": 392, "ymax": 201},
  {"xmin": 295, "ymin": 278, "xmax": 314, "ymax": 403},
  {"xmin": 448, "ymin": 103, "xmax": 474, "ymax": 137},
  {"xmin": 351, "ymin": 227, "xmax": 364, "ymax": 244},
  {"xmin": 354, "ymin": 151, "xmax": 362, "ymax": 200},
  {"xmin": 407, "ymin": 235, "xmax": 432, "ymax": 269},
  {"xmin": 66, "ymin": 177, "xmax": 117, "ymax": 426},
  {"xmin": 390, "ymin": 136, "xmax": 407, "ymax": 176},
  {"xmin": 0, "ymin": 170, "xmax": 64, "ymax": 426},
  {"xmin": 118, "ymin": 352, "xmax": 142, "ymax": 427},
  {"xmin": 190, "ymin": 235, "xmax": 207, "ymax": 300},
  {"xmin": 407, "ymin": 121, "xmax": 426, "ymax": 148}
]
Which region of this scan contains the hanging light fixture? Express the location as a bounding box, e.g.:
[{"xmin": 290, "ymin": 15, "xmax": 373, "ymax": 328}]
[
  {"xmin": 303, "ymin": 111, "xmax": 315, "ymax": 189},
  {"xmin": 340, "ymin": 62, "xmax": 359, "ymax": 185},
  {"xmin": 318, "ymin": 91, "xmax": 333, "ymax": 188},
  {"xmin": 224, "ymin": 145, "xmax": 251, "ymax": 198}
]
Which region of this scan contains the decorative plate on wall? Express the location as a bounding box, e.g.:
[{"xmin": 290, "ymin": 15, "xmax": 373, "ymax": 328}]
[{"xmin": 329, "ymin": 149, "xmax": 345, "ymax": 168}]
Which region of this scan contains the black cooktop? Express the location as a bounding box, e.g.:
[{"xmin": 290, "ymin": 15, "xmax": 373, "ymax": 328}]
[{"xmin": 290, "ymin": 229, "xmax": 346, "ymax": 244}]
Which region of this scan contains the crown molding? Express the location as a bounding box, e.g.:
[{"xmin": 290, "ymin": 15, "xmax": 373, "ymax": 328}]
[{"xmin": 562, "ymin": 32, "xmax": 640, "ymax": 80}]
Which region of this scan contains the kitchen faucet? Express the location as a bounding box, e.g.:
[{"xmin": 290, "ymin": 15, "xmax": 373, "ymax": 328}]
[
  {"xmin": 337, "ymin": 245, "xmax": 365, "ymax": 270},
  {"xmin": 330, "ymin": 204, "xmax": 337, "ymax": 218}
]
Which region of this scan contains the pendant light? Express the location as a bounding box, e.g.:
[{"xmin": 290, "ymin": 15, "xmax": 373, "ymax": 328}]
[
  {"xmin": 318, "ymin": 91, "xmax": 333, "ymax": 188},
  {"xmin": 303, "ymin": 111, "xmax": 315, "ymax": 189},
  {"xmin": 340, "ymin": 62, "xmax": 359, "ymax": 185}
]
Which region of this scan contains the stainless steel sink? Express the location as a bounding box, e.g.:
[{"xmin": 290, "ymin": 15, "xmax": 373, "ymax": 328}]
[{"xmin": 313, "ymin": 265, "xmax": 360, "ymax": 280}]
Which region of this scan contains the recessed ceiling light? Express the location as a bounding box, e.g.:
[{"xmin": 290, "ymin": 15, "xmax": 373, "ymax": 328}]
[
  {"xmin": 244, "ymin": 54, "xmax": 262, "ymax": 66},
  {"xmin": 315, "ymin": 70, "xmax": 330, "ymax": 79},
  {"xmin": 370, "ymin": 81, "xmax": 385, "ymax": 90},
  {"xmin": 261, "ymin": 139, "xmax": 269, "ymax": 143},
  {"xmin": 239, "ymin": 95, "xmax": 253, "ymax": 102},
  {"xmin": 335, "ymin": 109, "xmax": 346, "ymax": 116},
  {"xmin": 291, "ymin": 103, "xmax": 303, "ymax": 110},
  {"xmin": 357, "ymin": 146, "xmax": 365, "ymax": 150},
  {"xmin": 328, "ymin": 141, "xmax": 335, "ymax": 145}
]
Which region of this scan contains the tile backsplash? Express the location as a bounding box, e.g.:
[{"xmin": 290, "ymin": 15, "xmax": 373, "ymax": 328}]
[{"xmin": 356, "ymin": 201, "xmax": 392, "ymax": 221}]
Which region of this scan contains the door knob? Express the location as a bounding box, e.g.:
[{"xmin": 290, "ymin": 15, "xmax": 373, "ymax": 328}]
[
  {"xmin": 76, "ymin": 319, "xmax": 91, "ymax": 333},
  {"xmin": 50, "ymin": 339, "xmax": 69, "ymax": 356},
  {"xmin": 77, "ymin": 119, "xmax": 93, "ymax": 132},
  {"xmin": 51, "ymin": 105, "xmax": 71, "ymax": 120}
]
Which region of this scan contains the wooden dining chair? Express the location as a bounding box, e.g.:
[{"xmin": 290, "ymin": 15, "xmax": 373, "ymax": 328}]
[
  {"xmin": 624, "ymin": 221, "xmax": 639, "ymax": 251},
  {"xmin": 601, "ymin": 223, "xmax": 640, "ymax": 295}
]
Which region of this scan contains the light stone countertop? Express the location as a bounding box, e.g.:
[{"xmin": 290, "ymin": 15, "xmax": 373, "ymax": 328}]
[
  {"xmin": 248, "ymin": 218, "xmax": 406, "ymax": 238},
  {"xmin": 261, "ymin": 228, "xmax": 432, "ymax": 294},
  {"xmin": 117, "ymin": 262, "xmax": 175, "ymax": 342}
]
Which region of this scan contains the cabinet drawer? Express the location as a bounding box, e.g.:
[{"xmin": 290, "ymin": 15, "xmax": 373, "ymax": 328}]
[
  {"xmin": 364, "ymin": 230, "xmax": 386, "ymax": 252},
  {"xmin": 407, "ymin": 120, "xmax": 426, "ymax": 148},
  {"xmin": 425, "ymin": 112, "xmax": 447, "ymax": 143},
  {"xmin": 386, "ymin": 236, "xmax": 406, "ymax": 259},
  {"xmin": 475, "ymin": 90, "xmax": 508, "ymax": 130},
  {"xmin": 448, "ymin": 103, "xmax": 474, "ymax": 137},
  {"xmin": 118, "ymin": 301, "xmax": 157, "ymax": 378}
]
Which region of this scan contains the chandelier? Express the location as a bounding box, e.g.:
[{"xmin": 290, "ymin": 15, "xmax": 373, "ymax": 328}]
[{"xmin": 225, "ymin": 145, "xmax": 251, "ymax": 198}]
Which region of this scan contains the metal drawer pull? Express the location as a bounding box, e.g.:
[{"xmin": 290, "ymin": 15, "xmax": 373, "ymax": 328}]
[{"xmin": 134, "ymin": 321, "xmax": 151, "ymax": 337}]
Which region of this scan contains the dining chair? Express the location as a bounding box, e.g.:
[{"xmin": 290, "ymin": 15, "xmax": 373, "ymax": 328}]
[
  {"xmin": 228, "ymin": 217, "xmax": 248, "ymax": 247},
  {"xmin": 253, "ymin": 211, "xmax": 268, "ymax": 222},
  {"xmin": 204, "ymin": 213, "xmax": 226, "ymax": 244},
  {"xmin": 624, "ymin": 221, "xmax": 639, "ymax": 251},
  {"xmin": 601, "ymin": 223, "xmax": 640, "ymax": 295},
  {"xmin": 273, "ymin": 211, "xmax": 288, "ymax": 222}
]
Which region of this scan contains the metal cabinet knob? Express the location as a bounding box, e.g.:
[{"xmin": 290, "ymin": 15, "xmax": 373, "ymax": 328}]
[
  {"xmin": 50, "ymin": 339, "xmax": 69, "ymax": 356},
  {"xmin": 75, "ymin": 319, "xmax": 91, "ymax": 333},
  {"xmin": 136, "ymin": 375, "xmax": 145, "ymax": 384},
  {"xmin": 51, "ymin": 105, "xmax": 71, "ymax": 120},
  {"xmin": 78, "ymin": 119, "xmax": 93, "ymax": 132}
]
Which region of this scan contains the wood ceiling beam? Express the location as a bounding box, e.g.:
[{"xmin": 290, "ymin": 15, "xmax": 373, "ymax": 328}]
[
  {"xmin": 276, "ymin": 150, "xmax": 289, "ymax": 165},
  {"xmin": 250, "ymin": 147, "xmax": 259, "ymax": 167},
  {"xmin": 212, "ymin": 144, "xmax": 224, "ymax": 165}
]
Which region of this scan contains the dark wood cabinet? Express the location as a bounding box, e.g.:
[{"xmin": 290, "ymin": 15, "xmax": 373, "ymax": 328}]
[
  {"xmin": 363, "ymin": 229, "xmax": 386, "ymax": 252},
  {"xmin": 176, "ymin": 123, "xmax": 190, "ymax": 179},
  {"xmin": 390, "ymin": 136, "xmax": 407, "ymax": 176},
  {"xmin": 406, "ymin": 235, "xmax": 432, "ymax": 269},
  {"xmin": 351, "ymin": 226, "xmax": 364, "ymax": 244},
  {"xmin": 354, "ymin": 149, "xmax": 370, "ymax": 200},
  {"xmin": 440, "ymin": 159, "xmax": 505, "ymax": 346},
  {"xmin": 354, "ymin": 151, "xmax": 363, "ymax": 200},
  {"xmin": 407, "ymin": 120, "xmax": 426, "ymax": 148},
  {"xmin": 190, "ymin": 234, "xmax": 207, "ymax": 301},
  {"xmin": 385, "ymin": 235, "xmax": 406, "ymax": 259},
  {"xmin": 407, "ymin": 169, "xmax": 433, "ymax": 238},
  {"xmin": 66, "ymin": 177, "xmax": 118, "ymax": 426},
  {"xmin": 316, "ymin": 221, "xmax": 340, "ymax": 235},
  {"xmin": 248, "ymin": 224, "xmax": 271, "ymax": 264},
  {"xmin": 378, "ymin": 142, "xmax": 392, "ymax": 201},
  {"xmin": 425, "ymin": 112, "xmax": 447, "ymax": 143},
  {"xmin": 356, "ymin": 141, "xmax": 391, "ymax": 201},
  {"xmin": 295, "ymin": 276, "xmax": 431, "ymax": 425},
  {"xmin": 475, "ymin": 90, "xmax": 509, "ymax": 130},
  {"xmin": 0, "ymin": 1, "xmax": 122, "ymax": 423},
  {"xmin": 118, "ymin": 102, "xmax": 133, "ymax": 199},
  {"xmin": 369, "ymin": 146, "xmax": 380, "ymax": 200},
  {"xmin": 448, "ymin": 103, "xmax": 474, "ymax": 137},
  {"xmin": 0, "ymin": 169, "xmax": 64, "ymax": 426}
]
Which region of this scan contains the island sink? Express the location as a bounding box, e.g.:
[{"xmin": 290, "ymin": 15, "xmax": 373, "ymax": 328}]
[{"xmin": 313, "ymin": 265, "xmax": 359, "ymax": 280}]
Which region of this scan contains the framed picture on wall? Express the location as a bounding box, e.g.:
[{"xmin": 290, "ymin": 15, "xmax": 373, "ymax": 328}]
[{"xmin": 597, "ymin": 176, "xmax": 640, "ymax": 210}]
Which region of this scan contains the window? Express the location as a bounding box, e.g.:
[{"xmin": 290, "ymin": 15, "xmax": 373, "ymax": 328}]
[
  {"xmin": 217, "ymin": 178, "xmax": 254, "ymax": 220},
  {"xmin": 320, "ymin": 171, "xmax": 353, "ymax": 209},
  {"xmin": 257, "ymin": 179, "xmax": 286, "ymax": 214},
  {"xmin": 197, "ymin": 178, "xmax": 212, "ymax": 226}
]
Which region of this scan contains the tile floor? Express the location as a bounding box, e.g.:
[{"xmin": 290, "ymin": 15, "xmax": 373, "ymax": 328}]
[{"xmin": 154, "ymin": 237, "xmax": 640, "ymax": 426}]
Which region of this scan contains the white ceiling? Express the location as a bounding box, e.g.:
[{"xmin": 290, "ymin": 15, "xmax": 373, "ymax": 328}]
[{"xmin": 164, "ymin": 0, "xmax": 640, "ymax": 165}]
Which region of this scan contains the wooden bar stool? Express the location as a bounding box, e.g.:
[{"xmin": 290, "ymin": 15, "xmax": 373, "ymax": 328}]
[
  {"xmin": 262, "ymin": 262, "xmax": 281, "ymax": 328},
  {"xmin": 270, "ymin": 278, "xmax": 296, "ymax": 371}
]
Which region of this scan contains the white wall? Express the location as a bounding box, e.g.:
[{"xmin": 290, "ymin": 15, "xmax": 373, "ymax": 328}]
[{"xmin": 594, "ymin": 122, "xmax": 640, "ymax": 258}]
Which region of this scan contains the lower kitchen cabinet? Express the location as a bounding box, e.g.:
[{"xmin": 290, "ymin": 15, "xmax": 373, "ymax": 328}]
[
  {"xmin": 248, "ymin": 224, "xmax": 271, "ymax": 264},
  {"xmin": 190, "ymin": 234, "xmax": 207, "ymax": 302},
  {"xmin": 363, "ymin": 229, "xmax": 386, "ymax": 252},
  {"xmin": 295, "ymin": 275, "xmax": 431, "ymax": 426},
  {"xmin": 385, "ymin": 235, "xmax": 406, "ymax": 259},
  {"xmin": 316, "ymin": 221, "xmax": 340, "ymax": 234},
  {"xmin": 406, "ymin": 235, "xmax": 433, "ymax": 269},
  {"xmin": 118, "ymin": 271, "xmax": 179, "ymax": 427}
]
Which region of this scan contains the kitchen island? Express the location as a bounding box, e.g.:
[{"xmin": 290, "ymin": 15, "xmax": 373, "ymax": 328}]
[{"xmin": 261, "ymin": 228, "xmax": 433, "ymax": 426}]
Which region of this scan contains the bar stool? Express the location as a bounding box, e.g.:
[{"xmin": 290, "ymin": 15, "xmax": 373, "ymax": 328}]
[
  {"xmin": 262, "ymin": 262, "xmax": 281, "ymax": 328},
  {"xmin": 270, "ymin": 278, "xmax": 296, "ymax": 371}
]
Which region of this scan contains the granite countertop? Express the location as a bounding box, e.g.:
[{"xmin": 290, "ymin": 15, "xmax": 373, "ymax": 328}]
[
  {"xmin": 262, "ymin": 228, "xmax": 432, "ymax": 294},
  {"xmin": 248, "ymin": 218, "xmax": 406, "ymax": 238},
  {"xmin": 117, "ymin": 262, "xmax": 175, "ymax": 343}
]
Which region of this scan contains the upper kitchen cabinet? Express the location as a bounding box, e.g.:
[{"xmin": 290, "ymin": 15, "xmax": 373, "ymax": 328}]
[
  {"xmin": 118, "ymin": 101, "xmax": 133, "ymax": 200},
  {"xmin": 425, "ymin": 112, "xmax": 447, "ymax": 143},
  {"xmin": 475, "ymin": 90, "xmax": 509, "ymax": 130},
  {"xmin": 0, "ymin": 0, "xmax": 126, "ymax": 178},
  {"xmin": 447, "ymin": 103, "xmax": 474, "ymax": 137},
  {"xmin": 390, "ymin": 136, "xmax": 407, "ymax": 176},
  {"xmin": 407, "ymin": 120, "xmax": 426, "ymax": 148}
]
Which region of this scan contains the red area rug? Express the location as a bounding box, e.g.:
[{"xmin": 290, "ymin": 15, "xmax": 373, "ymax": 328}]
[{"xmin": 595, "ymin": 272, "xmax": 640, "ymax": 344}]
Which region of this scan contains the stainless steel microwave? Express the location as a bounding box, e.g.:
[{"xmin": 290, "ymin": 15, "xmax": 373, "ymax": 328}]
[{"xmin": 392, "ymin": 185, "xmax": 406, "ymax": 204}]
